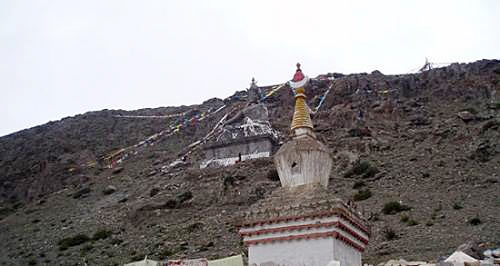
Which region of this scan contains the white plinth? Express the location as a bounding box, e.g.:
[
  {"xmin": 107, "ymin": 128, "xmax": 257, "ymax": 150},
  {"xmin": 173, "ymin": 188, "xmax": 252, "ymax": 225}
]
[{"xmin": 240, "ymin": 214, "xmax": 368, "ymax": 266}]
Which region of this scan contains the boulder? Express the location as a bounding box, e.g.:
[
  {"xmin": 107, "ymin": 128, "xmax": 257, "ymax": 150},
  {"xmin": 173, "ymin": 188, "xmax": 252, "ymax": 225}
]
[
  {"xmin": 458, "ymin": 111, "xmax": 476, "ymax": 122},
  {"xmin": 147, "ymin": 170, "xmax": 157, "ymax": 177},
  {"xmin": 409, "ymin": 115, "xmax": 431, "ymax": 126},
  {"xmin": 103, "ymin": 185, "xmax": 117, "ymax": 195},
  {"xmin": 72, "ymin": 187, "xmax": 91, "ymax": 199},
  {"xmin": 149, "ymin": 187, "xmax": 160, "ymax": 197},
  {"xmin": 112, "ymin": 167, "xmax": 124, "ymax": 174}
]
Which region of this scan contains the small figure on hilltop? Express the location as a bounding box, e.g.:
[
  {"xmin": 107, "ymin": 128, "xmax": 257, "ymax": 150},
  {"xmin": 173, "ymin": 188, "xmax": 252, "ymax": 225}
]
[
  {"xmin": 356, "ymin": 109, "xmax": 364, "ymax": 123},
  {"xmin": 356, "ymin": 109, "xmax": 369, "ymax": 137}
]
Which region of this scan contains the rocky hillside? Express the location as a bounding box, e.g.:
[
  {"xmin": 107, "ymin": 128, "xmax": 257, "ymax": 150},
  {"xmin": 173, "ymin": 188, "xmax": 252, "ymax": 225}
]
[{"xmin": 0, "ymin": 59, "xmax": 499, "ymax": 266}]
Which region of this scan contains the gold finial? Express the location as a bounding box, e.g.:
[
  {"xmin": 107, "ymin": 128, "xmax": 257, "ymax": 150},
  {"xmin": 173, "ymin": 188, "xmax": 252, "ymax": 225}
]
[
  {"xmin": 290, "ymin": 88, "xmax": 314, "ymax": 131},
  {"xmin": 289, "ymin": 63, "xmax": 313, "ymax": 132}
]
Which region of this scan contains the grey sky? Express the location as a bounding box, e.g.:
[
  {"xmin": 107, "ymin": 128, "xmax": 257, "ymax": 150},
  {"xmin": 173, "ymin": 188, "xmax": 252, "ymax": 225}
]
[{"xmin": 1, "ymin": 0, "xmax": 499, "ymax": 137}]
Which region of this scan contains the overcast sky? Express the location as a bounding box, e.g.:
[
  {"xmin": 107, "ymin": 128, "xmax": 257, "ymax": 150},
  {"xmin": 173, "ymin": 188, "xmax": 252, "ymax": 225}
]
[{"xmin": 0, "ymin": 0, "xmax": 499, "ymax": 137}]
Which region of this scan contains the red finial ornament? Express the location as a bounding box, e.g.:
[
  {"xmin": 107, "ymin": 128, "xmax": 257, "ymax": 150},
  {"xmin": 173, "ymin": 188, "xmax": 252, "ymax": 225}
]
[{"xmin": 292, "ymin": 62, "xmax": 305, "ymax": 82}]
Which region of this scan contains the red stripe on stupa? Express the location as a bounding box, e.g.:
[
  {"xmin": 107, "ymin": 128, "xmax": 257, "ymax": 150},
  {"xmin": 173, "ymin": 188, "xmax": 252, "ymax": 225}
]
[
  {"xmin": 243, "ymin": 231, "xmax": 365, "ymax": 252},
  {"xmin": 240, "ymin": 208, "xmax": 370, "ymax": 236}
]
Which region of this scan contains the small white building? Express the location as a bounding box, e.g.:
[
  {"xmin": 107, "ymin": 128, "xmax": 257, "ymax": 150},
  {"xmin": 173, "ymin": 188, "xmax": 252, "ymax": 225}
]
[
  {"xmin": 238, "ymin": 64, "xmax": 370, "ymax": 266},
  {"xmin": 201, "ymin": 103, "xmax": 279, "ymax": 169}
]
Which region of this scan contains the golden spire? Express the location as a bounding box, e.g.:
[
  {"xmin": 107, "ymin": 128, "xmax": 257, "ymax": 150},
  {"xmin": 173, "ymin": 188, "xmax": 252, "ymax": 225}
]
[
  {"xmin": 290, "ymin": 87, "xmax": 314, "ymax": 131},
  {"xmin": 289, "ymin": 63, "xmax": 314, "ymax": 132}
]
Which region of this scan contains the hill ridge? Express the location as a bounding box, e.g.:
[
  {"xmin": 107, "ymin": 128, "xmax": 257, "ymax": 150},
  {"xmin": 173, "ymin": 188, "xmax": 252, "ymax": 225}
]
[{"xmin": 0, "ymin": 59, "xmax": 499, "ymax": 265}]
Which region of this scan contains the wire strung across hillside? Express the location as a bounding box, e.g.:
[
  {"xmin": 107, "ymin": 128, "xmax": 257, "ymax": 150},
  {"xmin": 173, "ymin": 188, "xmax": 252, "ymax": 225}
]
[
  {"xmin": 105, "ymin": 83, "xmax": 287, "ymax": 168},
  {"xmin": 259, "ymin": 83, "xmax": 286, "ymax": 101},
  {"xmin": 83, "ymin": 104, "xmax": 227, "ymax": 168},
  {"xmin": 112, "ymin": 113, "xmax": 188, "ymax": 119},
  {"xmin": 84, "ymin": 77, "xmax": 336, "ymax": 169},
  {"xmin": 314, "ymin": 81, "xmax": 334, "ymax": 113},
  {"xmin": 162, "ymin": 108, "xmax": 236, "ymax": 171}
]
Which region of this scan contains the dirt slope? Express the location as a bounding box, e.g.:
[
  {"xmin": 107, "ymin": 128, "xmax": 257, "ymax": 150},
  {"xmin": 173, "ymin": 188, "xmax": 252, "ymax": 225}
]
[{"xmin": 0, "ymin": 59, "xmax": 499, "ymax": 266}]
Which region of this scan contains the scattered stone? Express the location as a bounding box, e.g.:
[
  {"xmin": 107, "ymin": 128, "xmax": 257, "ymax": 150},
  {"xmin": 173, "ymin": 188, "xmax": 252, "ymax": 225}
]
[
  {"xmin": 348, "ymin": 127, "xmax": 372, "ymax": 137},
  {"xmin": 118, "ymin": 197, "xmax": 128, "ymax": 203},
  {"xmin": 457, "ymin": 111, "xmax": 476, "ymax": 122},
  {"xmin": 71, "ymin": 187, "xmax": 91, "ymax": 199},
  {"xmin": 36, "ymin": 199, "xmax": 46, "ymax": 205},
  {"xmin": 150, "ymin": 187, "xmax": 160, "ymax": 197},
  {"xmin": 147, "ymin": 170, "xmax": 157, "ymax": 177},
  {"xmin": 102, "ymin": 185, "xmax": 117, "ymax": 195},
  {"xmin": 409, "ymin": 115, "xmax": 431, "ymax": 126},
  {"xmin": 1, "ymin": 59, "xmax": 500, "ymax": 266},
  {"xmin": 470, "ymin": 141, "xmax": 499, "ymax": 162},
  {"xmin": 112, "ymin": 167, "xmax": 124, "ymax": 174}
]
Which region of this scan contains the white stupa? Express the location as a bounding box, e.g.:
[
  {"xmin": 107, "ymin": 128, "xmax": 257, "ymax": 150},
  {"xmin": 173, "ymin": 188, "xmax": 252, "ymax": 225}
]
[{"xmin": 238, "ymin": 64, "xmax": 370, "ymax": 266}]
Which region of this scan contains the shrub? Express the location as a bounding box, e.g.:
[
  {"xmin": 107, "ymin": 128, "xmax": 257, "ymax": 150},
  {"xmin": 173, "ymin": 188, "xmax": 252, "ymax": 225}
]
[
  {"xmin": 369, "ymin": 213, "xmax": 380, "ymax": 222},
  {"xmin": 58, "ymin": 234, "xmax": 90, "ymax": 250},
  {"xmin": 407, "ymin": 219, "xmax": 419, "ymax": 226},
  {"xmin": 468, "ymin": 217, "xmax": 481, "ymax": 226},
  {"xmin": 110, "ymin": 238, "xmax": 123, "ymax": 245},
  {"xmin": 453, "ymin": 203, "xmax": 463, "ymax": 210},
  {"xmin": 489, "ymin": 102, "xmax": 500, "ymax": 110},
  {"xmin": 353, "ymin": 189, "xmax": 372, "ymax": 201},
  {"xmin": 28, "ymin": 259, "xmax": 37, "ymax": 265},
  {"xmin": 130, "ymin": 253, "xmax": 146, "ymax": 262},
  {"xmin": 382, "ymin": 201, "xmax": 411, "ymax": 215},
  {"xmin": 400, "ymin": 214, "xmax": 418, "ymax": 226},
  {"xmin": 0, "ymin": 207, "xmax": 14, "ymax": 219},
  {"xmin": 92, "ymin": 229, "xmax": 113, "ymax": 241},
  {"xmin": 159, "ymin": 246, "xmax": 179, "ymax": 257},
  {"xmin": 352, "ymin": 181, "xmax": 365, "ymax": 189},
  {"xmin": 344, "ymin": 161, "xmax": 379, "ymax": 179},
  {"xmin": 176, "ymin": 191, "xmax": 193, "ymax": 203},
  {"xmin": 81, "ymin": 244, "xmax": 94, "ymax": 254},
  {"xmin": 186, "ymin": 222, "xmax": 204, "ymax": 233},
  {"xmin": 425, "ymin": 221, "xmax": 434, "ymax": 226},
  {"xmin": 150, "ymin": 187, "xmax": 160, "ymax": 197},
  {"xmin": 348, "ymin": 128, "xmax": 371, "ymax": 137},
  {"xmin": 382, "ymin": 227, "xmax": 398, "ymax": 241}
]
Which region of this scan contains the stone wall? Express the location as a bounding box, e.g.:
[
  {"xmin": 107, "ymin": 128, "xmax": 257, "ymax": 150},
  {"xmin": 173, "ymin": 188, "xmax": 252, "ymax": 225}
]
[{"xmin": 201, "ymin": 136, "xmax": 275, "ymax": 168}]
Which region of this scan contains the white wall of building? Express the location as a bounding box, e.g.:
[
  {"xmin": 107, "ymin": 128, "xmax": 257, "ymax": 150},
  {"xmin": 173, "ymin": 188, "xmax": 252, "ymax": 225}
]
[
  {"xmin": 200, "ymin": 151, "xmax": 270, "ymax": 168},
  {"xmin": 249, "ymin": 238, "xmax": 334, "ymax": 266},
  {"xmin": 332, "ymin": 239, "xmax": 362, "ymax": 266},
  {"xmin": 242, "ymin": 215, "xmax": 366, "ymax": 266}
]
